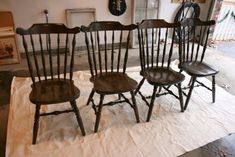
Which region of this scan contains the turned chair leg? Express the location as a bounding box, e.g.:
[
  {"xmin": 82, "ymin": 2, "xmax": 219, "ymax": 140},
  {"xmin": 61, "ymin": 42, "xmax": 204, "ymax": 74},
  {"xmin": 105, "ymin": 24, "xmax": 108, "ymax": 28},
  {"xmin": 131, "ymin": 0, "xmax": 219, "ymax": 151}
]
[
  {"xmin": 86, "ymin": 88, "xmax": 95, "ymax": 106},
  {"xmin": 118, "ymin": 94, "xmax": 121, "ymax": 100},
  {"xmin": 32, "ymin": 104, "xmax": 41, "ymax": 144},
  {"xmin": 130, "ymin": 91, "xmax": 140, "ymax": 123},
  {"xmin": 177, "ymin": 83, "xmax": 184, "ymax": 112},
  {"xmin": 184, "ymin": 77, "xmax": 197, "ymax": 111},
  {"xmin": 146, "ymin": 86, "xmax": 158, "ymax": 122},
  {"xmin": 134, "ymin": 78, "xmax": 145, "ymax": 95},
  {"xmin": 70, "ymin": 100, "xmax": 86, "ymax": 136},
  {"xmin": 94, "ymin": 94, "xmax": 104, "ymax": 133},
  {"xmin": 187, "ymin": 77, "xmax": 194, "ymax": 87},
  {"xmin": 212, "ymin": 75, "xmax": 216, "ymax": 103}
]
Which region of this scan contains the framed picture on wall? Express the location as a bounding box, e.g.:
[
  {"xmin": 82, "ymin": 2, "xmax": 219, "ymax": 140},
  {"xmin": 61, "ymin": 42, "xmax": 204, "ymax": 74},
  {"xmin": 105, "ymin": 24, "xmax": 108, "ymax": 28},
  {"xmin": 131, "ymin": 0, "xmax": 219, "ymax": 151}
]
[
  {"xmin": 172, "ymin": 0, "xmax": 205, "ymax": 3},
  {"xmin": 0, "ymin": 35, "xmax": 20, "ymax": 65}
]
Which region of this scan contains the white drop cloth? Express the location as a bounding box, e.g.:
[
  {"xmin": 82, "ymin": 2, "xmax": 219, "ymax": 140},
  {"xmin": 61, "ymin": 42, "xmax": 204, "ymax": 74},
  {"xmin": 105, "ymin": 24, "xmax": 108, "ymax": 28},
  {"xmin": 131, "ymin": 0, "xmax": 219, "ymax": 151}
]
[{"xmin": 6, "ymin": 66, "xmax": 235, "ymax": 157}]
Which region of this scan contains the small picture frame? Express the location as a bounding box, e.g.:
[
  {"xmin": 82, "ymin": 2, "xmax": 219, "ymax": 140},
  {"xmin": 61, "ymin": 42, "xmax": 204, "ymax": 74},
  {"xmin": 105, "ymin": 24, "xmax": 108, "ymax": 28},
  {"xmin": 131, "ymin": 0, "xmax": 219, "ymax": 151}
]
[{"xmin": 0, "ymin": 35, "xmax": 20, "ymax": 65}]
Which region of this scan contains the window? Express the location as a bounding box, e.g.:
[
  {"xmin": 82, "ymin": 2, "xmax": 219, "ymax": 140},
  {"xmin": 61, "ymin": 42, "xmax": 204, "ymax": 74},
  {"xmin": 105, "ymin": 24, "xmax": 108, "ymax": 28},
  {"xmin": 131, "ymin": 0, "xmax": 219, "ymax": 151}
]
[{"xmin": 132, "ymin": 0, "xmax": 159, "ymax": 47}]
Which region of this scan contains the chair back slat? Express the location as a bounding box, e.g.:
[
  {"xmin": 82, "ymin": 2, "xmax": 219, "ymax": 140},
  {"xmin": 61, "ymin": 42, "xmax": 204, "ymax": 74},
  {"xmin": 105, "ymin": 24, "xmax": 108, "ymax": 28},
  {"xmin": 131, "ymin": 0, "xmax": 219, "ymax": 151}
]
[
  {"xmin": 145, "ymin": 28, "xmax": 149, "ymax": 69},
  {"xmin": 89, "ymin": 32, "xmax": 97, "ymax": 76},
  {"xmin": 137, "ymin": 19, "xmax": 180, "ymax": 70},
  {"xmin": 47, "ymin": 34, "xmax": 54, "ymax": 80},
  {"xmin": 191, "ymin": 28, "xmax": 196, "ymax": 61},
  {"xmin": 162, "ymin": 28, "xmax": 168, "ymax": 67},
  {"xmin": 70, "ymin": 34, "xmax": 76, "ymax": 80},
  {"xmin": 84, "ymin": 32, "xmax": 94, "ymax": 78},
  {"xmin": 16, "ymin": 23, "xmax": 80, "ymax": 84},
  {"xmin": 39, "ymin": 34, "xmax": 47, "ymax": 80},
  {"xmin": 187, "ymin": 26, "xmax": 190, "ymax": 61},
  {"xmin": 151, "ymin": 28, "xmax": 154, "ymax": 67},
  {"xmin": 63, "ymin": 33, "xmax": 69, "ymax": 79},
  {"xmin": 140, "ymin": 29, "xmax": 146, "ymax": 70},
  {"xmin": 22, "ymin": 35, "xmax": 35, "ymax": 83},
  {"xmin": 123, "ymin": 30, "xmax": 131, "ymax": 74},
  {"xmin": 81, "ymin": 21, "xmax": 136, "ymax": 78},
  {"xmin": 137, "ymin": 28, "xmax": 144, "ymax": 70},
  {"xmin": 57, "ymin": 33, "xmax": 60, "ymax": 79},
  {"xmin": 104, "ymin": 30, "xmax": 108, "ymax": 73},
  {"xmin": 96, "ymin": 31, "xmax": 103, "ymax": 75},
  {"xmin": 167, "ymin": 28, "xmax": 176, "ymax": 67},
  {"xmin": 182, "ymin": 27, "xmax": 186, "ymax": 63},
  {"xmin": 30, "ymin": 34, "xmax": 41, "ymax": 82},
  {"xmin": 201, "ymin": 26, "xmax": 211, "ymax": 62},
  {"xmin": 195, "ymin": 26, "xmax": 203, "ymax": 62},
  {"xmin": 180, "ymin": 18, "xmax": 215, "ymax": 64},
  {"xmin": 111, "ymin": 30, "xmax": 115, "ymax": 72},
  {"xmin": 117, "ymin": 30, "xmax": 123, "ymax": 72},
  {"xmin": 156, "ymin": 28, "xmax": 161, "ymax": 67}
]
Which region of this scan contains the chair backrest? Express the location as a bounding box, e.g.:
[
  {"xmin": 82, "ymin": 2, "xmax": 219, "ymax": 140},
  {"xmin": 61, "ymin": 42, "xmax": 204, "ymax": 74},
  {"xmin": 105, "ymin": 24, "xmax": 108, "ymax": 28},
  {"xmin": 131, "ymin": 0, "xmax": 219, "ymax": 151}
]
[
  {"xmin": 81, "ymin": 21, "xmax": 137, "ymax": 79},
  {"xmin": 137, "ymin": 19, "xmax": 180, "ymax": 71},
  {"xmin": 179, "ymin": 18, "xmax": 215, "ymax": 65},
  {"xmin": 16, "ymin": 23, "xmax": 80, "ymax": 84}
]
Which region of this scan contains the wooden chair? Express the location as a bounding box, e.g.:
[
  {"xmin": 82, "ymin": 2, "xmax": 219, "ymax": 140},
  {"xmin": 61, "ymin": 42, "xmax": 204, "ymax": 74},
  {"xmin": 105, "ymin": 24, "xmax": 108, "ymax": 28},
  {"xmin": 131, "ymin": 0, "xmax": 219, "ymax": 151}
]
[
  {"xmin": 178, "ymin": 18, "xmax": 218, "ymax": 110},
  {"xmin": 135, "ymin": 19, "xmax": 185, "ymax": 122},
  {"xmin": 16, "ymin": 23, "xmax": 86, "ymax": 144},
  {"xmin": 81, "ymin": 21, "xmax": 140, "ymax": 132}
]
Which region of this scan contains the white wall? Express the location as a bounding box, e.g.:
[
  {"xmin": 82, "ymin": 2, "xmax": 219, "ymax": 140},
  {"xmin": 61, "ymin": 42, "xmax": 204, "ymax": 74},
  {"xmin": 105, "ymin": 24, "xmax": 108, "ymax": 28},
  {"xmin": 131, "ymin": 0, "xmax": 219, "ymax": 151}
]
[
  {"xmin": 158, "ymin": 0, "xmax": 181, "ymax": 22},
  {"xmin": 0, "ymin": 0, "xmax": 133, "ymax": 28},
  {"xmin": 0, "ymin": 0, "xmax": 212, "ymax": 28},
  {"xmin": 0, "ymin": 0, "xmax": 212, "ymax": 52}
]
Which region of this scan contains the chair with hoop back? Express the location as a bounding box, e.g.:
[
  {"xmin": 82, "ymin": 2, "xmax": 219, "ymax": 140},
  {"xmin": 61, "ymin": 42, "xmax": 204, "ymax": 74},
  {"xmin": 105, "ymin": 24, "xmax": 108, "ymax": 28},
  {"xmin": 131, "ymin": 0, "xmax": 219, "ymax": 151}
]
[
  {"xmin": 135, "ymin": 19, "xmax": 185, "ymax": 122},
  {"xmin": 16, "ymin": 23, "xmax": 86, "ymax": 144},
  {"xmin": 81, "ymin": 21, "xmax": 140, "ymax": 132},
  {"xmin": 178, "ymin": 18, "xmax": 218, "ymax": 110}
]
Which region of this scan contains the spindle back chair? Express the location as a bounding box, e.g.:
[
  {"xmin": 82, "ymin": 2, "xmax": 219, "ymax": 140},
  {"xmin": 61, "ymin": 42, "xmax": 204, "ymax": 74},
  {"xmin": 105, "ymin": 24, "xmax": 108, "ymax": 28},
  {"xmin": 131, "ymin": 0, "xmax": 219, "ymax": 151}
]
[
  {"xmin": 81, "ymin": 21, "xmax": 139, "ymax": 132},
  {"xmin": 178, "ymin": 18, "xmax": 218, "ymax": 110},
  {"xmin": 17, "ymin": 23, "xmax": 78, "ymax": 82},
  {"xmin": 82, "ymin": 21, "xmax": 136, "ymax": 78},
  {"xmin": 16, "ymin": 23, "xmax": 86, "ymax": 144},
  {"xmin": 136, "ymin": 19, "xmax": 185, "ymax": 122}
]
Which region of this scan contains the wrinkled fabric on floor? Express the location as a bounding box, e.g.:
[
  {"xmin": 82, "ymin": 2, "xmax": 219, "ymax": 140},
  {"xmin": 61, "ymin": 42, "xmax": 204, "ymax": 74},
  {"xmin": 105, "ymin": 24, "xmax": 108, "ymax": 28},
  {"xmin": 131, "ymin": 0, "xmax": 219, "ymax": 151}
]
[{"xmin": 6, "ymin": 66, "xmax": 235, "ymax": 157}]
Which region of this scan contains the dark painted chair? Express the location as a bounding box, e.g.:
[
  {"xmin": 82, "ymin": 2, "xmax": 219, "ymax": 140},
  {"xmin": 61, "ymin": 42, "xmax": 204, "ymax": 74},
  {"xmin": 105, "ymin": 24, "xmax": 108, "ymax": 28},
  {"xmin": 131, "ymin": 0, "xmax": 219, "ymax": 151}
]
[
  {"xmin": 136, "ymin": 19, "xmax": 185, "ymax": 122},
  {"xmin": 16, "ymin": 23, "xmax": 86, "ymax": 144},
  {"xmin": 81, "ymin": 21, "xmax": 140, "ymax": 132},
  {"xmin": 178, "ymin": 18, "xmax": 218, "ymax": 110}
]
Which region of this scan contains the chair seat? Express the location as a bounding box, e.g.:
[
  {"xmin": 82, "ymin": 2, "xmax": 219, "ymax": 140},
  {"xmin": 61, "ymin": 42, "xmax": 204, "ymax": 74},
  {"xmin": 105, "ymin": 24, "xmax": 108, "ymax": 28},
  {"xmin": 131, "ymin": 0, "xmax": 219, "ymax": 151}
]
[
  {"xmin": 30, "ymin": 79, "xmax": 80, "ymax": 104},
  {"xmin": 181, "ymin": 61, "xmax": 219, "ymax": 77},
  {"xmin": 141, "ymin": 67, "xmax": 185, "ymax": 86},
  {"xmin": 92, "ymin": 72, "xmax": 138, "ymax": 95}
]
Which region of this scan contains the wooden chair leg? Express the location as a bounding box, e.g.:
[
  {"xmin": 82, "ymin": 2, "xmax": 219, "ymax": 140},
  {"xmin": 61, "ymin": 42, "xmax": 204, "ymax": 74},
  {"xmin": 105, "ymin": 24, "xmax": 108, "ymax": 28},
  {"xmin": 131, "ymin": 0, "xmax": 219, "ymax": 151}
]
[
  {"xmin": 212, "ymin": 75, "xmax": 216, "ymax": 103},
  {"xmin": 184, "ymin": 77, "xmax": 196, "ymax": 111},
  {"xmin": 146, "ymin": 86, "xmax": 158, "ymax": 122},
  {"xmin": 134, "ymin": 78, "xmax": 145, "ymax": 95},
  {"xmin": 118, "ymin": 94, "xmax": 121, "ymax": 100},
  {"xmin": 130, "ymin": 91, "xmax": 140, "ymax": 123},
  {"xmin": 86, "ymin": 88, "xmax": 95, "ymax": 106},
  {"xmin": 32, "ymin": 104, "xmax": 41, "ymax": 144},
  {"xmin": 177, "ymin": 83, "xmax": 184, "ymax": 112},
  {"xmin": 94, "ymin": 94, "xmax": 104, "ymax": 133},
  {"xmin": 70, "ymin": 100, "xmax": 86, "ymax": 136},
  {"xmin": 187, "ymin": 77, "xmax": 193, "ymax": 87}
]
